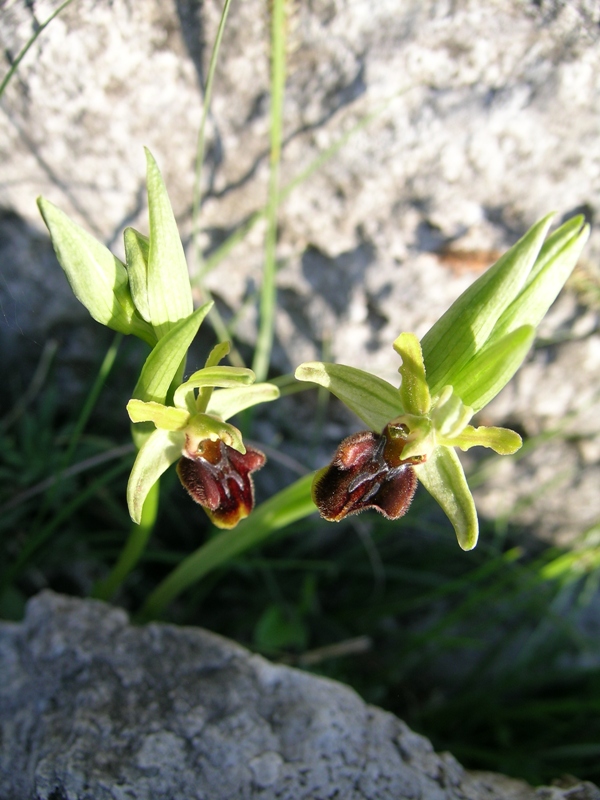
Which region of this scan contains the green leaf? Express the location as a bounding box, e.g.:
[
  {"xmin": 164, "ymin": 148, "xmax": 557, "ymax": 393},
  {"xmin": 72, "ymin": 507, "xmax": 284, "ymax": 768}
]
[
  {"xmin": 127, "ymin": 428, "xmax": 184, "ymax": 524},
  {"xmin": 139, "ymin": 473, "xmax": 316, "ymax": 619},
  {"xmin": 37, "ymin": 197, "xmax": 155, "ymax": 346},
  {"xmin": 132, "ymin": 302, "xmax": 213, "ymax": 403},
  {"xmin": 394, "ymin": 332, "xmax": 431, "ymax": 415},
  {"xmin": 451, "ymin": 325, "xmax": 535, "ymax": 412},
  {"xmin": 124, "ymin": 227, "xmax": 151, "ymax": 323},
  {"xmin": 173, "ymin": 366, "xmax": 256, "ymax": 411},
  {"xmin": 421, "ymin": 214, "xmax": 554, "ymax": 396},
  {"xmin": 145, "ymin": 148, "xmax": 194, "ymax": 338},
  {"xmin": 295, "ymin": 362, "xmax": 402, "ymax": 432},
  {"xmin": 207, "ymin": 383, "xmax": 281, "ymax": 420},
  {"xmin": 442, "ymin": 425, "xmax": 522, "ymax": 454},
  {"xmin": 416, "ymin": 445, "xmax": 479, "ymax": 550},
  {"xmin": 126, "ymin": 399, "xmax": 189, "ymax": 430},
  {"xmin": 490, "ymin": 218, "xmax": 589, "ymax": 343}
]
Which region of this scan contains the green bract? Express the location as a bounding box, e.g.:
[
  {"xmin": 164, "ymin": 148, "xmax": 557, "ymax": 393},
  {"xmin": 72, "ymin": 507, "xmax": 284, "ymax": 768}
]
[
  {"xmin": 37, "ymin": 149, "xmax": 195, "ymax": 347},
  {"xmin": 296, "ymin": 214, "xmax": 589, "ymax": 550}
]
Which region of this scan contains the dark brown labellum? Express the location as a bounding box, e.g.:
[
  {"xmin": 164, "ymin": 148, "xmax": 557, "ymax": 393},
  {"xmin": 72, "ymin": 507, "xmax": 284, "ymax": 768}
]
[
  {"xmin": 177, "ymin": 438, "xmax": 266, "ymax": 529},
  {"xmin": 312, "ymin": 425, "xmax": 423, "ymax": 522}
]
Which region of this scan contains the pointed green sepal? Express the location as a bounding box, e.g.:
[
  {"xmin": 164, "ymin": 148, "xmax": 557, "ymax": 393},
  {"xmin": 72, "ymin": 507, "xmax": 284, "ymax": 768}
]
[
  {"xmin": 126, "ymin": 399, "xmax": 190, "ymax": 430},
  {"xmin": 490, "ymin": 217, "xmax": 590, "ymax": 343},
  {"xmin": 416, "ymin": 445, "xmax": 479, "ymax": 551},
  {"xmin": 145, "ymin": 148, "xmax": 194, "ymax": 338},
  {"xmin": 174, "ymin": 366, "xmax": 256, "ymax": 412},
  {"xmin": 207, "ymin": 383, "xmax": 281, "ymax": 420},
  {"xmin": 186, "ymin": 414, "xmax": 246, "ymax": 454},
  {"xmin": 443, "ymin": 425, "xmax": 522, "ymax": 454},
  {"xmin": 451, "ymin": 325, "xmax": 535, "ymax": 412},
  {"xmin": 131, "ymin": 302, "xmax": 213, "ymax": 404},
  {"xmin": 37, "ymin": 197, "xmax": 155, "ymax": 346},
  {"xmin": 394, "ymin": 332, "xmax": 431, "ymax": 415},
  {"xmin": 127, "ymin": 428, "xmax": 184, "ymax": 524},
  {"xmin": 421, "ymin": 214, "xmax": 554, "ymax": 396},
  {"xmin": 295, "ymin": 362, "xmax": 403, "ymax": 432},
  {"xmin": 124, "ymin": 227, "xmax": 151, "ymax": 323}
]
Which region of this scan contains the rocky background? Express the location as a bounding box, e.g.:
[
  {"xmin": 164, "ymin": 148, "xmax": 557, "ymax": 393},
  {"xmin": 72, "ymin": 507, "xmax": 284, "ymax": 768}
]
[
  {"xmin": 2, "ymin": 0, "xmax": 600, "ymax": 545},
  {"xmin": 2, "ymin": 591, "xmax": 600, "ymax": 799}
]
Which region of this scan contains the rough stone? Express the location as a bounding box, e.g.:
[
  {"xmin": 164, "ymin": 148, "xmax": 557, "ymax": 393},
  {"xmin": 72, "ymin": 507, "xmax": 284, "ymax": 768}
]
[{"xmin": 1, "ymin": 591, "xmax": 599, "ymax": 800}]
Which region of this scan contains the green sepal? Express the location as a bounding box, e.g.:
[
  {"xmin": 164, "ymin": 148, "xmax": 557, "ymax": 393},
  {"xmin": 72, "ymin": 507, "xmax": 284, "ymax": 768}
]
[
  {"xmin": 295, "ymin": 362, "xmax": 403, "ymax": 432},
  {"xmin": 421, "ymin": 214, "xmax": 554, "ymax": 396},
  {"xmin": 207, "ymin": 383, "xmax": 281, "ymax": 421},
  {"xmin": 124, "ymin": 227, "xmax": 151, "ymax": 323},
  {"xmin": 490, "ymin": 217, "xmax": 589, "ymax": 343},
  {"xmin": 145, "ymin": 148, "xmax": 194, "ymax": 338},
  {"xmin": 451, "ymin": 325, "xmax": 535, "ymax": 412},
  {"xmin": 174, "ymin": 366, "xmax": 256, "ymax": 412},
  {"xmin": 37, "ymin": 197, "xmax": 155, "ymax": 346},
  {"xmin": 127, "ymin": 428, "xmax": 184, "ymax": 524},
  {"xmin": 394, "ymin": 332, "xmax": 431, "ymax": 415},
  {"xmin": 416, "ymin": 445, "xmax": 479, "ymax": 551},
  {"xmin": 132, "ymin": 302, "xmax": 213, "ymax": 404},
  {"xmin": 430, "ymin": 385, "xmax": 473, "ymax": 438},
  {"xmin": 126, "ymin": 399, "xmax": 190, "ymax": 430},
  {"xmin": 186, "ymin": 413, "xmax": 245, "ymax": 454},
  {"xmin": 443, "ymin": 425, "xmax": 522, "ymax": 455}
]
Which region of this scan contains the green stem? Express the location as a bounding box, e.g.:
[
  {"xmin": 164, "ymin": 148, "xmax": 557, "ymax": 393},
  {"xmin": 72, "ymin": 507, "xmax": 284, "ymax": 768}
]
[
  {"xmin": 92, "ymin": 478, "xmax": 160, "ymax": 600},
  {"xmin": 252, "ymin": 0, "xmax": 287, "ymax": 382},
  {"xmin": 137, "ymin": 472, "xmax": 315, "ymax": 621},
  {"xmin": 0, "ymin": 0, "xmax": 76, "ymax": 99},
  {"xmin": 199, "ymin": 94, "xmax": 406, "ymax": 278},
  {"xmin": 191, "ymin": 0, "xmax": 233, "ymax": 272}
]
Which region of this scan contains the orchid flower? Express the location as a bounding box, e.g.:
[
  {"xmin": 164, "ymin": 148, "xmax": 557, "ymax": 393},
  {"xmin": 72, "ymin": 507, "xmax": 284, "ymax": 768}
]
[{"xmin": 296, "ymin": 214, "xmax": 589, "ymax": 550}]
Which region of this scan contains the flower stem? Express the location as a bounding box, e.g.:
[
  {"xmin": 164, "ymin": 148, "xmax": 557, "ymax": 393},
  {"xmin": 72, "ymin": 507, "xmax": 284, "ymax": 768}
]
[{"xmin": 137, "ymin": 473, "xmax": 315, "ymax": 621}]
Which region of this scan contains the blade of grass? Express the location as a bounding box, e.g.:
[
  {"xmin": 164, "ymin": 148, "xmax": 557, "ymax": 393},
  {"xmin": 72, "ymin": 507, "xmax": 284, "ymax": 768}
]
[
  {"xmin": 24, "ymin": 334, "xmax": 122, "ymax": 559},
  {"xmin": 0, "ymin": 339, "xmax": 58, "ymax": 432},
  {"xmin": 92, "ymin": 477, "xmax": 160, "ymax": 600},
  {"xmin": 200, "ymin": 94, "xmax": 409, "ymax": 278},
  {"xmin": 191, "ymin": 0, "xmax": 233, "ymax": 270},
  {"xmin": 137, "ymin": 472, "xmax": 316, "ymax": 621},
  {"xmin": 252, "ymin": 0, "xmax": 287, "ymax": 382},
  {"xmin": 184, "ymin": 0, "xmax": 245, "ymax": 365},
  {"xmin": 0, "ymin": 458, "xmax": 132, "ymax": 593},
  {"xmin": 64, "ymin": 333, "xmax": 122, "ymax": 467},
  {"xmin": 0, "ymin": 0, "xmax": 76, "ymax": 99},
  {"xmin": 0, "ymin": 442, "xmax": 134, "ymax": 515}
]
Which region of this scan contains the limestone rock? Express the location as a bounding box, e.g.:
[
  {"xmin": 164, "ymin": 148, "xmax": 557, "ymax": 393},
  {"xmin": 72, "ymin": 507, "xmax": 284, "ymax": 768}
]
[{"xmin": 1, "ymin": 591, "xmax": 599, "ymax": 800}]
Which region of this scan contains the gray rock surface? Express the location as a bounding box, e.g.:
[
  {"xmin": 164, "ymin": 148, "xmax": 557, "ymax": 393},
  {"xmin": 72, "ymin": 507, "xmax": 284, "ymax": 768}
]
[
  {"xmin": 1, "ymin": 591, "xmax": 599, "ymax": 800},
  {"xmin": 1, "ymin": 0, "xmax": 600, "ymax": 541}
]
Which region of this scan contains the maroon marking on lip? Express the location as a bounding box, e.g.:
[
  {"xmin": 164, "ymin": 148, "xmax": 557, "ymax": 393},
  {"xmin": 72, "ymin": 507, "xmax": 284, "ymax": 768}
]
[{"xmin": 177, "ymin": 438, "xmax": 266, "ymax": 529}]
